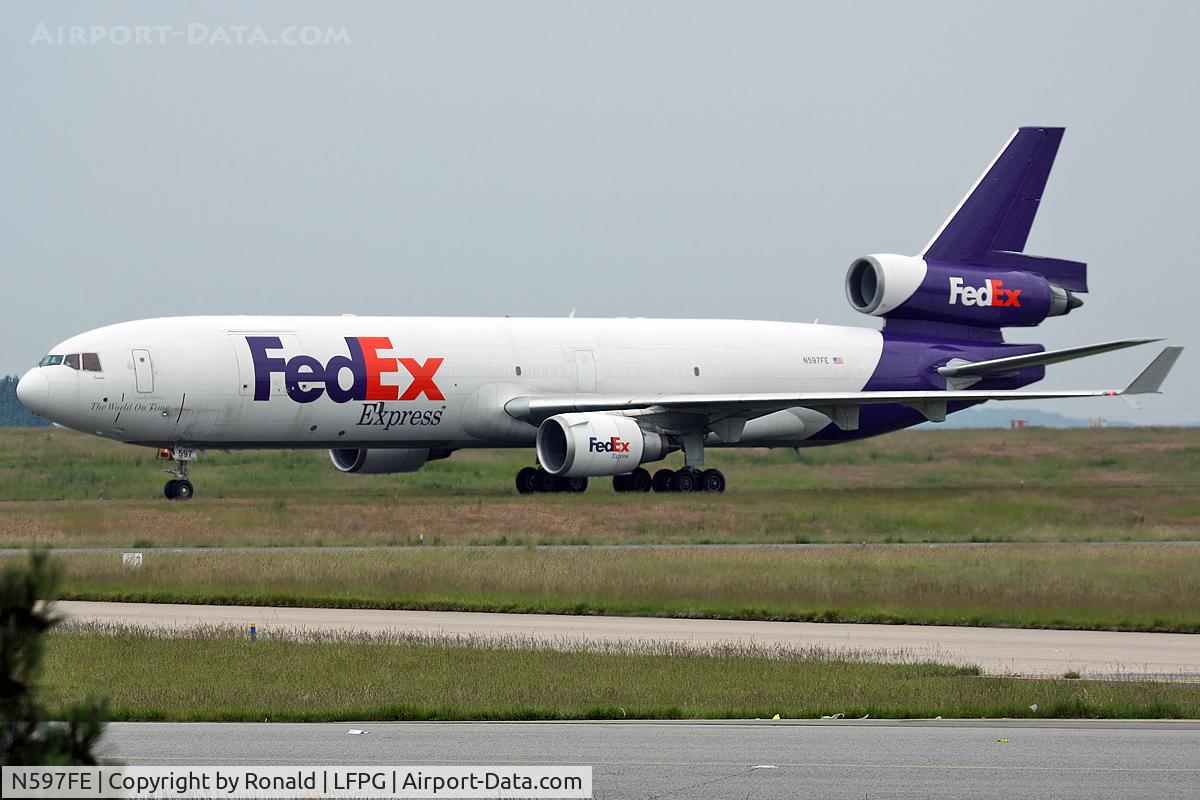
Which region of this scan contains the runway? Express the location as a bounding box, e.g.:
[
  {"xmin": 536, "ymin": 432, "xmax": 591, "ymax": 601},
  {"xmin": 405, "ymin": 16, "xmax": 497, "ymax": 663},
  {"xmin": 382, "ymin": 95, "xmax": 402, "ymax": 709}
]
[
  {"xmin": 99, "ymin": 720, "xmax": 1200, "ymax": 799},
  {"xmin": 58, "ymin": 600, "xmax": 1200, "ymax": 678}
]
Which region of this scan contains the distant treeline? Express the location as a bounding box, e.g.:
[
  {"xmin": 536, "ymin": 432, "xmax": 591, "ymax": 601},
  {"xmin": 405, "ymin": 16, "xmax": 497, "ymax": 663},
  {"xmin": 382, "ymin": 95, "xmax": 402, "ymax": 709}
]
[{"xmin": 0, "ymin": 375, "xmax": 50, "ymax": 427}]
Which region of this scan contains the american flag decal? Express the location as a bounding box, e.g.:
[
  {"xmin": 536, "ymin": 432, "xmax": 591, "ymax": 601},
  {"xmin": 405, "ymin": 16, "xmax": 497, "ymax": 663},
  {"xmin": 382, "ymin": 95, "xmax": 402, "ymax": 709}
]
[{"xmin": 833, "ymin": 356, "xmax": 845, "ymax": 365}]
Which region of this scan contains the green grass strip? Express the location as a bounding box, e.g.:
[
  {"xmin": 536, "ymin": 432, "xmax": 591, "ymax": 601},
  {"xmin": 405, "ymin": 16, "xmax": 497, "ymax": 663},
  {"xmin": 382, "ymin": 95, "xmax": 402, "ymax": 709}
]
[{"xmin": 41, "ymin": 625, "xmax": 1200, "ymax": 722}]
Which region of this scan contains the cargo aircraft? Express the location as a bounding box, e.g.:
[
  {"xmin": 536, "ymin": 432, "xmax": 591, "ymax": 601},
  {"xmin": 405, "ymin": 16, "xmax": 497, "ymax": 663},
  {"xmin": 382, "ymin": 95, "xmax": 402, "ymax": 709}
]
[{"xmin": 16, "ymin": 128, "xmax": 1182, "ymax": 499}]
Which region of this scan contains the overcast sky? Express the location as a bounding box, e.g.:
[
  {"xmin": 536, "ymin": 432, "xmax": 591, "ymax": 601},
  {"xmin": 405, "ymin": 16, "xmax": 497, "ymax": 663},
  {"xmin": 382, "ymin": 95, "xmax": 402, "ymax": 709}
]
[{"xmin": 2, "ymin": 2, "xmax": 1195, "ymax": 423}]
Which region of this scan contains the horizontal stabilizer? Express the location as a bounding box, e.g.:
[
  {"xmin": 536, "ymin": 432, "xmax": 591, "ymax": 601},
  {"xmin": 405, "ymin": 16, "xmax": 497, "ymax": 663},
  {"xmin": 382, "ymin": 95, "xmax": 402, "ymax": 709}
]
[
  {"xmin": 1123, "ymin": 346, "xmax": 1184, "ymax": 395},
  {"xmin": 938, "ymin": 339, "xmax": 1160, "ymax": 378}
]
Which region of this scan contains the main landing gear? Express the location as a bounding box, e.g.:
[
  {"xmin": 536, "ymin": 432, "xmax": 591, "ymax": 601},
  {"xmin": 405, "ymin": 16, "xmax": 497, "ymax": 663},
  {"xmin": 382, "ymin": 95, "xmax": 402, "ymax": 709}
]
[
  {"xmin": 612, "ymin": 466, "xmax": 725, "ymax": 492},
  {"xmin": 642, "ymin": 430, "xmax": 726, "ymax": 493},
  {"xmin": 515, "ymin": 466, "xmax": 589, "ymax": 494},
  {"xmin": 648, "ymin": 467, "xmax": 726, "ymax": 493},
  {"xmin": 612, "ymin": 468, "xmax": 651, "ymax": 492},
  {"xmin": 513, "ymin": 465, "xmax": 727, "ymax": 494},
  {"xmin": 515, "ymin": 431, "xmax": 726, "ymax": 495}
]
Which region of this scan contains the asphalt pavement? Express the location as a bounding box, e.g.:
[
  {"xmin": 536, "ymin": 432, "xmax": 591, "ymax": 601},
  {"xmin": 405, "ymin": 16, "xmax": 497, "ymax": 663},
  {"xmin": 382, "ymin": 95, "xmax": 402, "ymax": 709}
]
[{"xmin": 99, "ymin": 719, "xmax": 1200, "ymax": 800}]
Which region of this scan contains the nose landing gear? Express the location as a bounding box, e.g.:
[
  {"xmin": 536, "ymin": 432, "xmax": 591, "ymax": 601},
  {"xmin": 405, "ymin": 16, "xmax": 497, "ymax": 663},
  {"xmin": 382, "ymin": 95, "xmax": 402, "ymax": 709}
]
[
  {"xmin": 160, "ymin": 447, "xmax": 197, "ymax": 500},
  {"xmin": 164, "ymin": 478, "xmax": 194, "ymax": 500}
]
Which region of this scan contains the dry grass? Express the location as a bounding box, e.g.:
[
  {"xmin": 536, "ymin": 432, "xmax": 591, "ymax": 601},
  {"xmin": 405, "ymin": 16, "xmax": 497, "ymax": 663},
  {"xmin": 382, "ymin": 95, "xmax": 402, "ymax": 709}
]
[{"xmin": 50, "ymin": 543, "xmax": 1200, "ymax": 631}]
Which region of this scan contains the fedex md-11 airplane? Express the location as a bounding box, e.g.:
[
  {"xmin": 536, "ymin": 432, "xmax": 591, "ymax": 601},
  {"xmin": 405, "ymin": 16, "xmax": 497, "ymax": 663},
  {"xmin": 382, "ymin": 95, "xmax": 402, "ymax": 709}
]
[{"xmin": 16, "ymin": 127, "xmax": 1183, "ymax": 499}]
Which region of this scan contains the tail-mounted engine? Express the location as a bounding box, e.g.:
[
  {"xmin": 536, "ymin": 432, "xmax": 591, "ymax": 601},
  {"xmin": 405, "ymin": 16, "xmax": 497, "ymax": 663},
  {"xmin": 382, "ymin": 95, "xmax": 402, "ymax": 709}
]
[
  {"xmin": 846, "ymin": 254, "xmax": 1083, "ymax": 329},
  {"xmin": 846, "ymin": 128, "xmax": 1092, "ymax": 334}
]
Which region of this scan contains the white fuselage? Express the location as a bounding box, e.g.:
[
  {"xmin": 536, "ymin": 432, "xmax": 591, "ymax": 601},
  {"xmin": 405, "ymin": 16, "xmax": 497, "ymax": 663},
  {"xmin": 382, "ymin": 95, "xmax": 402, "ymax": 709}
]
[{"xmin": 25, "ymin": 316, "xmax": 885, "ymax": 450}]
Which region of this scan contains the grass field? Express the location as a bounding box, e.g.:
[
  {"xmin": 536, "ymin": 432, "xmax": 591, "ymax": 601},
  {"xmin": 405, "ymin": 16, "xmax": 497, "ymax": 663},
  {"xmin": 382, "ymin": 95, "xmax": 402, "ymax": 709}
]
[
  {"xmin": 51, "ymin": 543, "xmax": 1200, "ymax": 631},
  {"xmin": 42, "ymin": 624, "xmax": 1200, "ymax": 721},
  {"xmin": 1, "ymin": 427, "xmax": 1198, "ymax": 548},
  {"xmin": 9, "ymin": 426, "xmax": 1198, "ymax": 722}
]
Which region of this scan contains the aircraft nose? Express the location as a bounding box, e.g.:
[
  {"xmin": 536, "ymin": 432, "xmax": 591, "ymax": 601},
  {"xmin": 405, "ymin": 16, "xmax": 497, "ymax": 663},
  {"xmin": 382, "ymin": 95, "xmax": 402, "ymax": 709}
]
[{"xmin": 16, "ymin": 370, "xmax": 49, "ymax": 414}]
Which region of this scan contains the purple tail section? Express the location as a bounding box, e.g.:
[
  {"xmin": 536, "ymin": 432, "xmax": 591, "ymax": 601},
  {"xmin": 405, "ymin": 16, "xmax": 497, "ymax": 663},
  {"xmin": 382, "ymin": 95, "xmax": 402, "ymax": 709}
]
[
  {"xmin": 811, "ymin": 127, "xmax": 1094, "ymax": 443},
  {"xmin": 923, "ymin": 127, "xmax": 1087, "ymax": 293}
]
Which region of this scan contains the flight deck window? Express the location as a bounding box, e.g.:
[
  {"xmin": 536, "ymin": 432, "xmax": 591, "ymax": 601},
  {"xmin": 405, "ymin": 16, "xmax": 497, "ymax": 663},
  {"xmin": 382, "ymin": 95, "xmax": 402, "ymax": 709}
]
[
  {"xmin": 64, "ymin": 354, "xmax": 80, "ymax": 370},
  {"xmin": 39, "ymin": 355, "xmax": 63, "ymax": 367},
  {"xmin": 82, "ymin": 353, "xmax": 102, "ymax": 372}
]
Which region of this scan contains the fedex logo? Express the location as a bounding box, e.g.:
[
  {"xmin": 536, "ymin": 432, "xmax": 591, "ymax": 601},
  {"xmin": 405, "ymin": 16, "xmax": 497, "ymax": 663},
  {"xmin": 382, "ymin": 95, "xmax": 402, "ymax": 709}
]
[
  {"xmin": 589, "ymin": 436, "xmax": 631, "ymax": 454},
  {"xmin": 247, "ymin": 336, "xmax": 444, "ymax": 404},
  {"xmin": 948, "ymin": 276, "xmax": 1022, "ymax": 308}
]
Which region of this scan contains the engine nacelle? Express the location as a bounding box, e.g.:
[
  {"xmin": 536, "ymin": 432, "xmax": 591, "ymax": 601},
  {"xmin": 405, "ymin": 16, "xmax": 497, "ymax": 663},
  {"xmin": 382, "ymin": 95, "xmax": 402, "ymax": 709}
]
[
  {"xmin": 329, "ymin": 447, "xmax": 451, "ymax": 474},
  {"xmin": 536, "ymin": 413, "xmax": 668, "ymax": 477},
  {"xmin": 846, "ymin": 254, "xmax": 1081, "ymax": 328}
]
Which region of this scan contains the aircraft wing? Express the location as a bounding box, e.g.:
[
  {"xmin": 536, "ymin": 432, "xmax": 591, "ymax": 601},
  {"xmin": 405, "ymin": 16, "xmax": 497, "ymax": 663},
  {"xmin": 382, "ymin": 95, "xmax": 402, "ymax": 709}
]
[
  {"xmin": 936, "ymin": 338, "xmax": 1160, "ymax": 378},
  {"xmin": 505, "ymin": 346, "xmax": 1183, "ymax": 430}
]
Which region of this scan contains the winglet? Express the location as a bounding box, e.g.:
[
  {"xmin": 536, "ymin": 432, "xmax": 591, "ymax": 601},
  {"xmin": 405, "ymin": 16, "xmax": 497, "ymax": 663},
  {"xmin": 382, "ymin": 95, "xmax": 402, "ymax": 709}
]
[{"xmin": 1122, "ymin": 347, "xmax": 1184, "ymax": 395}]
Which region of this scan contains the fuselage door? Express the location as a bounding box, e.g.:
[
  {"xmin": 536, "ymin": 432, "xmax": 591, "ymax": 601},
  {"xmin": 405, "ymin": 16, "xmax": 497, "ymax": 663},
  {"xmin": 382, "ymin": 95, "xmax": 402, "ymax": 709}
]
[
  {"xmin": 573, "ymin": 349, "xmax": 597, "ymax": 393},
  {"xmin": 132, "ymin": 349, "xmax": 154, "ymax": 393}
]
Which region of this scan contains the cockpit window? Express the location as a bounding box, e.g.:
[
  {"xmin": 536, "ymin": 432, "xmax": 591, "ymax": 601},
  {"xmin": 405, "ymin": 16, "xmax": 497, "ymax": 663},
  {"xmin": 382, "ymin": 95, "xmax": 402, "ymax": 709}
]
[
  {"xmin": 82, "ymin": 352, "xmax": 101, "ymax": 372},
  {"xmin": 39, "ymin": 355, "xmax": 64, "ymax": 367},
  {"xmin": 64, "ymin": 353, "xmax": 80, "ymax": 370}
]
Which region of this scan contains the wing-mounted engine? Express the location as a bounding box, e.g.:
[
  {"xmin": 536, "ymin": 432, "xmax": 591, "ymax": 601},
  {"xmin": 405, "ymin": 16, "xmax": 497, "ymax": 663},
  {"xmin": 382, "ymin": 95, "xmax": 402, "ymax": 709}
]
[
  {"xmin": 329, "ymin": 447, "xmax": 452, "ymax": 474},
  {"xmin": 536, "ymin": 413, "xmax": 668, "ymax": 477}
]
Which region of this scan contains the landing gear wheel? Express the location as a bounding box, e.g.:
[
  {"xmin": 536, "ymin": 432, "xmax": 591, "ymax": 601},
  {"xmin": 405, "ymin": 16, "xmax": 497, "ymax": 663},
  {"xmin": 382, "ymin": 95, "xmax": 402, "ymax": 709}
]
[
  {"xmin": 630, "ymin": 467, "xmax": 652, "ymax": 492},
  {"xmin": 537, "ymin": 470, "xmax": 559, "ymax": 493},
  {"xmin": 161, "ymin": 448, "xmax": 196, "ymax": 501},
  {"xmin": 612, "ymin": 474, "xmax": 631, "ymax": 492},
  {"xmin": 652, "ymin": 469, "xmax": 674, "ymax": 493},
  {"xmin": 700, "ymin": 469, "xmax": 726, "ymax": 493},
  {"xmin": 671, "ymin": 469, "xmax": 697, "ymax": 493},
  {"xmin": 564, "ymin": 476, "xmax": 589, "ymax": 493},
  {"xmin": 516, "ymin": 467, "xmax": 539, "ymax": 494}
]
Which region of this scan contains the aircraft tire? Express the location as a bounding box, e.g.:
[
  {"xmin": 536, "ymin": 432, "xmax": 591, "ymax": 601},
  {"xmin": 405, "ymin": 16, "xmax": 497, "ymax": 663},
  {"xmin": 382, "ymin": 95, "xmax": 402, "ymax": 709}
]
[
  {"xmin": 671, "ymin": 469, "xmax": 697, "ymax": 493},
  {"xmin": 631, "ymin": 467, "xmax": 652, "ymax": 492},
  {"xmin": 651, "ymin": 469, "xmax": 674, "ymax": 493},
  {"xmin": 175, "ymin": 480, "xmax": 194, "ymax": 500},
  {"xmin": 700, "ymin": 469, "xmax": 726, "ymax": 493},
  {"xmin": 516, "ymin": 467, "xmax": 539, "ymax": 494},
  {"xmin": 163, "ymin": 480, "xmax": 178, "ymax": 500},
  {"xmin": 565, "ymin": 476, "xmax": 589, "ymax": 493},
  {"xmin": 537, "ymin": 470, "xmax": 559, "ymax": 493}
]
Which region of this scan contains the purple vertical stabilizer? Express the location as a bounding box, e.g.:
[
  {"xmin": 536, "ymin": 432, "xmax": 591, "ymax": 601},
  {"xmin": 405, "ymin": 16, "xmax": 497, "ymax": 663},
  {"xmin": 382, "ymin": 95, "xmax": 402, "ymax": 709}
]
[{"xmin": 922, "ymin": 126, "xmax": 1087, "ymax": 293}]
